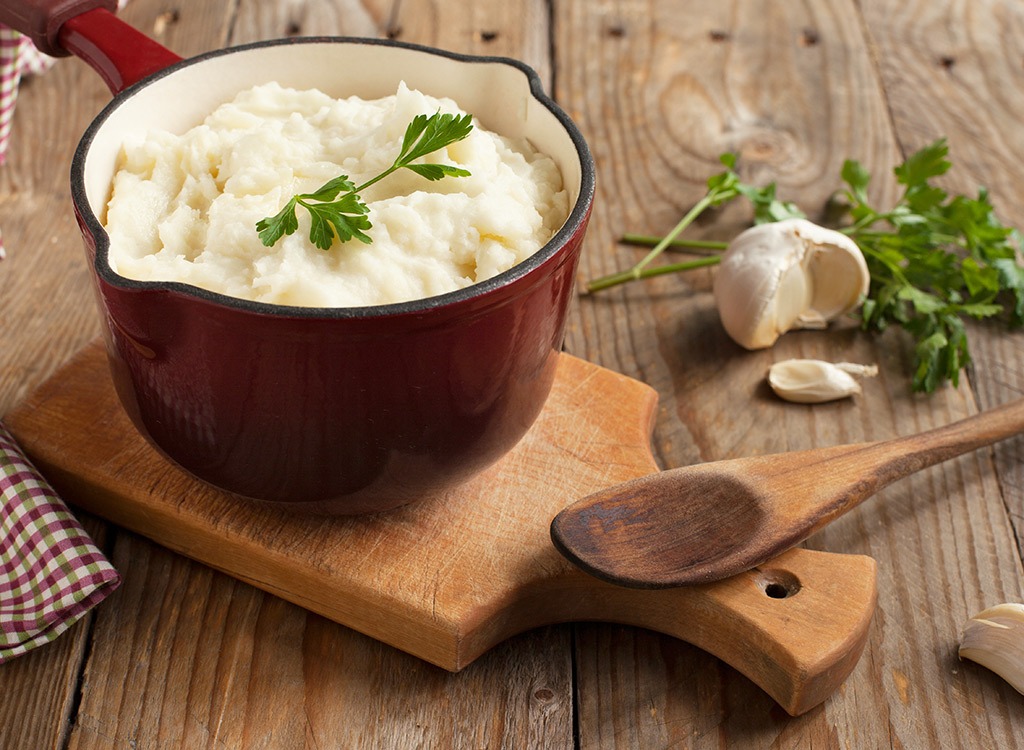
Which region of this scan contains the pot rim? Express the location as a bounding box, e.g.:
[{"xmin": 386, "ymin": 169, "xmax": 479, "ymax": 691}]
[{"xmin": 70, "ymin": 35, "xmax": 596, "ymax": 320}]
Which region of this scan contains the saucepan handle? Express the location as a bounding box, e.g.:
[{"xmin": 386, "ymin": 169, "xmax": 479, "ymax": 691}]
[
  {"xmin": 0, "ymin": 0, "xmax": 117, "ymax": 56},
  {"xmin": 0, "ymin": 0, "xmax": 182, "ymax": 94}
]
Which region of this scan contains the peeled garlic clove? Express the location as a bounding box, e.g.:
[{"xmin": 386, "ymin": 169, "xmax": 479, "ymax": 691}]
[
  {"xmin": 767, "ymin": 359, "xmax": 878, "ymax": 403},
  {"xmin": 959, "ymin": 603, "xmax": 1024, "ymax": 695},
  {"xmin": 714, "ymin": 218, "xmax": 869, "ymax": 349}
]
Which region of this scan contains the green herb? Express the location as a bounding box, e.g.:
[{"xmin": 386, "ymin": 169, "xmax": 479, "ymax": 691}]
[
  {"xmin": 585, "ymin": 154, "xmax": 743, "ymax": 292},
  {"xmin": 589, "ymin": 140, "xmax": 1024, "ymax": 393},
  {"xmin": 256, "ymin": 111, "xmax": 474, "ymax": 250},
  {"xmin": 834, "ymin": 139, "xmax": 1024, "ymax": 391}
]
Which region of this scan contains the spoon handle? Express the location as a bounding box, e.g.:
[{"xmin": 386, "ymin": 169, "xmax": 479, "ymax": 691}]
[
  {"xmin": 844, "ymin": 396, "xmax": 1024, "ymax": 500},
  {"xmin": 733, "ymin": 396, "xmax": 1024, "ymax": 573}
]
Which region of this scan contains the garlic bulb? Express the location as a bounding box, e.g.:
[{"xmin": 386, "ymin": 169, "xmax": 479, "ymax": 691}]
[
  {"xmin": 713, "ymin": 218, "xmax": 869, "ymax": 349},
  {"xmin": 767, "ymin": 359, "xmax": 878, "ymax": 403},
  {"xmin": 959, "ymin": 603, "xmax": 1024, "ymax": 695}
]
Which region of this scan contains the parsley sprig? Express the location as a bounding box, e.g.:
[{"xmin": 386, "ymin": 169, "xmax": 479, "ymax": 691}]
[
  {"xmin": 588, "ymin": 140, "xmax": 1024, "ymax": 393},
  {"xmin": 835, "ymin": 140, "xmax": 1024, "ymax": 392},
  {"xmin": 256, "ymin": 111, "xmax": 474, "ymax": 250}
]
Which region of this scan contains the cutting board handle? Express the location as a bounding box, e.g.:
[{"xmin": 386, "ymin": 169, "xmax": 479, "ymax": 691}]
[{"xmin": 463, "ymin": 546, "xmax": 876, "ymax": 716}]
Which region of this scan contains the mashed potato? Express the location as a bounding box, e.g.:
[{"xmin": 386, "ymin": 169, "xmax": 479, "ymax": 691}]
[{"xmin": 103, "ymin": 82, "xmax": 569, "ymax": 307}]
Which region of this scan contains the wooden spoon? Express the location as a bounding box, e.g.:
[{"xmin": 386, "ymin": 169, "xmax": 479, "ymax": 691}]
[{"xmin": 551, "ymin": 397, "xmax": 1024, "ymax": 588}]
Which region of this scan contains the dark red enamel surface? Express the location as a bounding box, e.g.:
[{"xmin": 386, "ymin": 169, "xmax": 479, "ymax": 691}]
[
  {"xmin": 92, "ymin": 223, "xmax": 587, "ymax": 513},
  {"xmin": 60, "ymin": 8, "xmax": 182, "ymax": 93}
]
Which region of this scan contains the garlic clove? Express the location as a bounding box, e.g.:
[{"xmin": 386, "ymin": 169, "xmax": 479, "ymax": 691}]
[
  {"xmin": 959, "ymin": 602, "xmax": 1024, "ymax": 695},
  {"xmin": 713, "ymin": 218, "xmax": 870, "ymax": 350},
  {"xmin": 767, "ymin": 359, "xmax": 878, "ymax": 403}
]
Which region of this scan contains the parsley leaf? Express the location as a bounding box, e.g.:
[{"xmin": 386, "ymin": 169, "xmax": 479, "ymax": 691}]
[
  {"xmin": 737, "ymin": 182, "xmax": 805, "ymax": 224},
  {"xmin": 255, "ymin": 198, "xmax": 300, "ymax": 247},
  {"xmin": 404, "ymin": 163, "xmax": 472, "ymax": 181},
  {"xmin": 256, "ymin": 111, "xmax": 474, "ymax": 250}
]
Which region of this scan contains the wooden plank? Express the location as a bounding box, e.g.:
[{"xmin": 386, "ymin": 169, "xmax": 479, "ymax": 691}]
[
  {"xmin": 364, "ymin": 0, "xmax": 553, "ymax": 88},
  {"xmin": 0, "ymin": 1, "xmax": 126, "ymax": 747},
  {"xmin": 0, "ymin": 58, "xmax": 105, "ymax": 410},
  {"xmin": 231, "ymin": 0, "xmax": 384, "ymax": 43},
  {"xmin": 853, "ymin": 0, "xmax": 1024, "ymax": 743},
  {"xmin": 0, "ymin": 0, "xmax": 574, "ymax": 748},
  {"xmin": 63, "ymin": 532, "xmax": 575, "ymax": 750},
  {"xmin": 857, "ymin": 0, "xmax": 1024, "ymax": 549},
  {"xmin": 556, "ymin": 0, "xmax": 1024, "ymax": 747}
]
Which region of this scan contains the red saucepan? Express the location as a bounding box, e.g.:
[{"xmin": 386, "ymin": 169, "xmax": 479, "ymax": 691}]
[{"xmin": 1, "ymin": 0, "xmax": 595, "ymax": 513}]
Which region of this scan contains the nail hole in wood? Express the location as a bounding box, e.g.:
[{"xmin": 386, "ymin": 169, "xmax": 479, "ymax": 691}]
[
  {"xmin": 386, "ymin": 24, "xmax": 402, "ymax": 40},
  {"xmin": 607, "ymin": 24, "xmax": 626, "ymax": 38},
  {"xmin": 764, "ymin": 583, "xmax": 789, "ymax": 598},
  {"xmin": 756, "ymin": 570, "xmax": 801, "ymax": 599},
  {"xmin": 800, "ymin": 28, "xmax": 820, "ymax": 46},
  {"xmin": 286, "ymin": 21, "xmax": 302, "ymax": 36},
  {"xmin": 939, "ymin": 55, "xmax": 956, "ymax": 69},
  {"xmin": 709, "ymin": 29, "xmax": 730, "ymax": 42},
  {"xmin": 480, "ymin": 30, "xmax": 499, "ymax": 42},
  {"xmin": 153, "ymin": 8, "xmax": 180, "ymax": 36}
]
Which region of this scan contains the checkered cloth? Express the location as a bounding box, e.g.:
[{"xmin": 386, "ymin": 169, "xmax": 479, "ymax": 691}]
[
  {"xmin": 0, "ymin": 423, "xmax": 120, "ymax": 663},
  {"xmin": 0, "ymin": 29, "xmax": 54, "ymax": 167},
  {"xmin": 2, "ymin": 0, "xmax": 131, "ymax": 168},
  {"xmin": 1, "ymin": 0, "xmax": 130, "ymax": 255},
  {"xmin": 1, "ymin": 13, "xmax": 125, "ymax": 662},
  {"xmin": 0, "ymin": 29, "xmax": 55, "ymax": 259}
]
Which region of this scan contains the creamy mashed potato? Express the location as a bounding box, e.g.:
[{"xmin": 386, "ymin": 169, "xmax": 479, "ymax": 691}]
[{"xmin": 103, "ymin": 82, "xmax": 569, "ymax": 307}]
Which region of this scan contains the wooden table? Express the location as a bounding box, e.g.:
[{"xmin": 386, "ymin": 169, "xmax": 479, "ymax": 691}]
[{"xmin": 2, "ymin": 0, "xmax": 1023, "ymax": 747}]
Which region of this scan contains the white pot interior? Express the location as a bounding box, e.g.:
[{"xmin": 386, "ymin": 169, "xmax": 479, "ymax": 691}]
[{"xmin": 80, "ymin": 40, "xmax": 586, "ymax": 236}]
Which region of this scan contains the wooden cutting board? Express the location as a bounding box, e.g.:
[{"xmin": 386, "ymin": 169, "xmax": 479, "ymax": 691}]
[{"xmin": 4, "ymin": 340, "xmax": 877, "ymax": 716}]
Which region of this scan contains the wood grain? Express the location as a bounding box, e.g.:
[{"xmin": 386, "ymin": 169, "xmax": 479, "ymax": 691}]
[
  {"xmin": 62, "ymin": 532, "xmax": 576, "ymax": 750},
  {"xmin": 1, "ymin": 0, "xmax": 1023, "ymax": 746},
  {"xmin": 858, "ymin": 0, "xmax": 1024, "ymax": 561},
  {"xmin": 555, "ymin": 0, "xmax": 1024, "ymax": 746},
  {"xmin": 0, "ymin": 3, "xmax": 116, "ymax": 749}
]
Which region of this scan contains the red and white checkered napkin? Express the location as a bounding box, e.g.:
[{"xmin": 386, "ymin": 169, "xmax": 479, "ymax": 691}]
[
  {"xmin": 1, "ymin": 29, "xmax": 54, "ymax": 165},
  {"xmin": 1, "ymin": 28, "xmax": 55, "ymax": 258},
  {"xmin": 0, "ymin": 423, "xmax": 120, "ymax": 663}
]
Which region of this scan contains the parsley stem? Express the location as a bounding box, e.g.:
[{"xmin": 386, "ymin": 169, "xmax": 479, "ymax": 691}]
[
  {"xmin": 587, "ymin": 189, "xmax": 730, "ymax": 293},
  {"xmin": 353, "ymin": 164, "xmax": 401, "ymax": 195},
  {"xmin": 633, "ymin": 193, "xmax": 716, "ymax": 272},
  {"xmin": 620, "ymin": 233, "xmax": 728, "ymax": 253},
  {"xmin": 586, "ymin": 255, "xmax": 721, "ymax": 293},
  {"xmin": 840, "ymin": 215, "xmax": 883, "ymax": 236},
  {"xmin": 340, "ymin": 145, "xmax": 445, "ymax": 200}
]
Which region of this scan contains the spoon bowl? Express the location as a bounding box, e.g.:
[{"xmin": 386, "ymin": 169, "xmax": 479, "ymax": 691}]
[{"xmin": 551, "ymin": 397, "xmax": 1024, "ymax": 587}]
